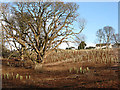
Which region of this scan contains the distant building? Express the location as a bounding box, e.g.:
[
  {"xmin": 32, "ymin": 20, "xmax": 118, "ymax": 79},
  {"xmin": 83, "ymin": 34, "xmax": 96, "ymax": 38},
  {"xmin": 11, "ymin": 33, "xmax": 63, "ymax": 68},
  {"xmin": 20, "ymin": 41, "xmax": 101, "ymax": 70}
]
[
  {"xmin": 112, "ymin": 43, "xmax": 120, "ymax": 48},
  {"xmin": 95, "ymin": 43, "xmax": 112, "ymax": 49},
  {"xmin": 85, "ymin": 46, "xmax": 95, "ymax": 49},
  {"xmin": 66, "ymin": 47, "xmax": 76, "ymax": 50}
]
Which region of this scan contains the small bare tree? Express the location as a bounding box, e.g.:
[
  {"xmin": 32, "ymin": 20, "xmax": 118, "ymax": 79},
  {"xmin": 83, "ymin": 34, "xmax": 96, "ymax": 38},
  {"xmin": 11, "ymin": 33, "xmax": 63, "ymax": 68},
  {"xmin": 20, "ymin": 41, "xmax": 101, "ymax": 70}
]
[
  {"xmin": 1, "ymin": 2, "xmax": 85, "ymax": 64},
  {"xmin": 112, "ymin": 33, "xmax": 119, "ymax": 44},
  {"xmin": 68, "ymin": 18, "xmax": 86, "ymax": 47},
  {"xmin": 96, "ymin": 29, "xmax": 104, "ymax": 48},
  {"xmin": 75, "ymin": 34, "xmax": 86, "ymax": 45},
  {"xmin": 96, "ymin": 26, "xmax": 115, "ymax": 48},
  {"xmin": 103, "ymin": 26, "xmax": 115, "ymax": 45}
]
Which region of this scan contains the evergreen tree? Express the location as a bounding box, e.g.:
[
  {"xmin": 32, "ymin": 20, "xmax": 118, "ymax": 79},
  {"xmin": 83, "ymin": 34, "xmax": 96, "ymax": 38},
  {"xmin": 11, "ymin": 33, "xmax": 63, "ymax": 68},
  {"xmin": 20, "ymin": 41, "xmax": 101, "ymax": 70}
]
[{"xmin": 78, "ymin": 41, "xmax": 86, "ymax": 49}]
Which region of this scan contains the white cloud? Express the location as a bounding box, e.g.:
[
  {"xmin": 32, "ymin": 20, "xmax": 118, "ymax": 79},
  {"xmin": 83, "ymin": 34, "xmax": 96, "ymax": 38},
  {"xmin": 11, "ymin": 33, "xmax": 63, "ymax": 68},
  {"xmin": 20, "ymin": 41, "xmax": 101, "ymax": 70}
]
[
  {"xmin": 58, "ymin": 42, "xmax": 77, "ymax": 49},
  {"xmin": 86, "ymin": 42, "xmax": 95, "ymax": 47}
]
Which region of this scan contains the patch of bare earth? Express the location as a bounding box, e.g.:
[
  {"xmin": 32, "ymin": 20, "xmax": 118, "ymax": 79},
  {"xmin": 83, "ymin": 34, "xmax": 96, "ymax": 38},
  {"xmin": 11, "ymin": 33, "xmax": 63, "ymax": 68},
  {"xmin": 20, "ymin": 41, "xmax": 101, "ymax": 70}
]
[{"xmin": 1, "ymin": 49, "xmax": 120, "ymax": 89}]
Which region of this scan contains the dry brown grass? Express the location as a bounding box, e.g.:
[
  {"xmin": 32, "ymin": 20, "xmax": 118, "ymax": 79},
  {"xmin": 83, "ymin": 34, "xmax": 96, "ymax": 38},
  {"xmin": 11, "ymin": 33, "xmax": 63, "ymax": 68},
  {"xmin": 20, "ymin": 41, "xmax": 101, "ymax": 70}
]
[{"xmin": 1, "ymin": 48, "xmax": 119, "ymax": 88}]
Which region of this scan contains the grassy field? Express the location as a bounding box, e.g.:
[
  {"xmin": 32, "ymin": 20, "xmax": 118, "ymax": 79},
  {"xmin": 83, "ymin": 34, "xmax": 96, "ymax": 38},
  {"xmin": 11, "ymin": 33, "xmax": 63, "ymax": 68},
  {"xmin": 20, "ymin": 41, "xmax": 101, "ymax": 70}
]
[{"xmin": 1, "ymin": 48, "xmax": 120, "ymax": 89}]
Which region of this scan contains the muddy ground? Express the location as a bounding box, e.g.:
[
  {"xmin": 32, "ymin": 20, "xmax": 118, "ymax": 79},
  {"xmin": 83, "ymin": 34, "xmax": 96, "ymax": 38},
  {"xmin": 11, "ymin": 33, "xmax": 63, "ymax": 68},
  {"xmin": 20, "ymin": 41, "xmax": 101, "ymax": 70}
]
[{"xmin": 1, "ymin": 49, "xmax": 120, "ymax": 89}]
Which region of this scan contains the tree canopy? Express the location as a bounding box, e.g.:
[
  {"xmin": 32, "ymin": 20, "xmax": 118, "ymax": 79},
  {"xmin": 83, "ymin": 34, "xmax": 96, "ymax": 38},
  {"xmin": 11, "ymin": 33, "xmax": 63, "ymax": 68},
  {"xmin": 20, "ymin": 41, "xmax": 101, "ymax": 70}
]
[
  {"xmin": 96, "ymin": 26, "xmax": 115, "ymax": 45},
  {"xmin": 1, "ymin": 2, "xmax": 85, "ymax": 63}
]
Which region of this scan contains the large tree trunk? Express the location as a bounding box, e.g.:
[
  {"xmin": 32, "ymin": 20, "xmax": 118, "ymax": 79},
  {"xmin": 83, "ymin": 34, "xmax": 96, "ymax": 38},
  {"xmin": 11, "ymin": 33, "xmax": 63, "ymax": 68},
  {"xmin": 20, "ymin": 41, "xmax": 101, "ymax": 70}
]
[
  {"xmin": 20, "ymin": 45, "xmax": 25, "ymax": 61},
  {"xmin": 34, "ymin": 63, "xmax": 43, "ymax": 72},
  {"xmin": 21, "ymin": 47, "xmax": 24, "ymax": 61},
  {"xmin": 36, "ymin": 54, "xmax": 43, "ymax": 63},
  {"xmin": 34, "ymin": 54, "xmax": 43, "ymax": 72},
  {"xmin": 2, "ymin": 29, "xmax": 4, "ymax": 58}
]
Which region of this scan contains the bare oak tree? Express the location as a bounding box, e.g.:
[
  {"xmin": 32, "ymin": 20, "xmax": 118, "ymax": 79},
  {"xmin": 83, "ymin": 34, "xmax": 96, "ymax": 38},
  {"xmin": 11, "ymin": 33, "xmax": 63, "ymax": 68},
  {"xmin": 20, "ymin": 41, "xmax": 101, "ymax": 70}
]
[
  {"xmin": 96, "ymin": 26, "xmax": 115, "ymax": 47},
  {"xmin": 1, "ymin": 2, "xmax": 85, "ymax": 64},
  {"xmin": 112, "ymin": 33, "xmax": 119, "ymax": 44},
  {"xmin": 96, "ymin": 29, "xmax": 104, "ymax": 47},
  {"xmin": 103, "ymin": 26, "xmax": 115, "ymax": 44}
]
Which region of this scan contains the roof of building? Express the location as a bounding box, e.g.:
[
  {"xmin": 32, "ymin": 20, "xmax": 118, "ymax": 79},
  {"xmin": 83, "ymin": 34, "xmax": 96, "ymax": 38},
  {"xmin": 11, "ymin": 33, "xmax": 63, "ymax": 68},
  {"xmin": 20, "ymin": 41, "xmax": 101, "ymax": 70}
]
[
  {"xmin": 96, "ymin": 43, "xmax": 111, "ymax": 47},
  {"xmin": 113, "ymin": 43, "xmax": 120, "ymax": 46}
]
